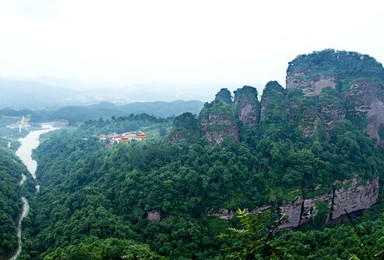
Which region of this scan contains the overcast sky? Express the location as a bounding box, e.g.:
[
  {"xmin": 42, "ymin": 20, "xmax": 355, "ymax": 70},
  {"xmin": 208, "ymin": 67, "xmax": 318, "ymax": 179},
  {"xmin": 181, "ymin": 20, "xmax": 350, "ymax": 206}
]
[{"xmin": 1, "ymin": 0, "xmax": 384, "ymax": 99}]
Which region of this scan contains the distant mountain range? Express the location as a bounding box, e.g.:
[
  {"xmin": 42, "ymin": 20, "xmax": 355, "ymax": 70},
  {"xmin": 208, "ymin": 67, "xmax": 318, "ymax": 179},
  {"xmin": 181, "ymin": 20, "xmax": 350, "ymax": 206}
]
[
  {"xmin": 0, "ymin": 77, "xmax": 234, "ymax": 110},
  {"xmin": 48, "ymin": 100, "xmax": 204, "ymax": 122},
  {"xmin": 0, "ymin": 100, "xmax": 204, "ymax": 123},
  {"xmin": 0, "ymin": 77, "xmax": 205, "ymax": 121}
]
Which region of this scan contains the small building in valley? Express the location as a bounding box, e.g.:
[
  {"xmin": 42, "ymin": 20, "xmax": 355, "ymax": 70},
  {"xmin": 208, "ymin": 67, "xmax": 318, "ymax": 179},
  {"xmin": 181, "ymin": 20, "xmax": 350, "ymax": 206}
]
[{"xmin": 98, "ymin": 131, "xmax": 147, "ymax": 145}]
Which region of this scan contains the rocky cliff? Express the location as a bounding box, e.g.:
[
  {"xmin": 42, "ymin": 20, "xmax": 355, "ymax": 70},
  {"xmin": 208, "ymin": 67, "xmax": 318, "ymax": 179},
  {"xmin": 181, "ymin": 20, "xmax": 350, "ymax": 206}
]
[
  {"xmin": 170, "ymin": 87, "xmax": 261, "ymax": 145},
  {"xmin": 199, "ymin": 108, "xmax": 239, "ymax": 145},
  {"xmin": 343, "ymin": 80, "xmax": 384, "ymax": 145},
  {"xmin": 169, "ymin": 49, "xmax": 384, "ymax": 144},
  {"xmin": 285, "ymin": 72, "xmax": 342, "ymax": 138},
  {"xmin": 211, "ymin": 177, "xmax": 379, "ymax": 230},
  {"xmin": 286, "ymin": 72, "xmax": 336, "ymax": 97},
  {"xmin": 166, "ymin": 49, "xmax": 384, "ymax": 229},
  {"xmin": 234, "ymin": 86, "xmax": 260, "ymax": 126},
  {"xmin": 198, "ymin": 89, "xmax": 240, "ymax": 145},
  {"xmin": 167, "ymin": 112, "xmax": 200, "ymax": 144},
  {"xmin": 286, "ymin": 49, "xmax": 384, "ymax": 141}
]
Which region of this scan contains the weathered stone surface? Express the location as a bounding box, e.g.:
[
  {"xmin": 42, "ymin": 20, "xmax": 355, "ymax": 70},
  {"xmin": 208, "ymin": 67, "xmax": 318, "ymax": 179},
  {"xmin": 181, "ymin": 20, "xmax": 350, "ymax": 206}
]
[
  {"xmin": 332, "ymin": 177, "xmax": 379, "ymax": 220},
  {"xmin": 167, "ymin": 112, "xmax": 200, "ymax": 144},
  {"xmin": 299, "ymin": 112, "xmax": 319, "ymax": 138},
  {"xmin": 283, "ymin": 50, "xmax": 384, "ymax": 143},
  {"xmin": 278, "ymin": 196, "xmax": 303, "ymax": 230},
  {"xmin": 286, "ymin": 96, "xmax": 303, "ymax": 124},
  {"xmin": 234, "ymin": 86, "xmax": 260, "ymax": 127},
  {"xmin": 279, "ymin": 177, "xmax": 379, "ymax": 229},
  {"xmin": 198, "ymin": 89, "xmax": 240, "ymax": 146},
  {"xmin": 199, "ymin": 112, "xmax": 239, "ymax": 145},
  {"xmin": 167, "ymin": 130, "xmax": 186, "ymax": 144},
  {"xmin": 285, "ymin": 72, "xmax": 342, "ymax": 138},
  {"xmin": 237, "ymin": 103, "xmax": 258, "ymax": 126},
  {"xmin": 301, "ymin": 193, "xmax": 333, "ymax": 225},
  {"xmin": 147, "ymin": 211, "xmax": 162, "ymax": 221},
  {"xmin": 286, "ymin": 72, "xmax": 336, "ymax": 96},
  {"xmin": 344, "ymin": 81, "xmax": 384, "ymax": 145},
  {"xmin": 209, "ymin": 206, "xmax": 271, "ymax": 220},
  {"xmin": 319, "ymin": 105, "xmax": 345, "ymax": 136},
  {"xmin": 210, "ymin": 208, "xmax": 237, "ymax": 220},
  {"xmin": 209, "ymin": 177, "xmax": 379, "ymax": 230}
]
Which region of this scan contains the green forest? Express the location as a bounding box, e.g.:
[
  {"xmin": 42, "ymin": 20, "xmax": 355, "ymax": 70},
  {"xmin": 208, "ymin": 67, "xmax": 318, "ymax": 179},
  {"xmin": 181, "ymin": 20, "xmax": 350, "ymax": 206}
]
[
  {"xmin": 16, "ymin": 108, "xmax": 384, "ymax": 259},
  {"xmin": 0, "ymin": 146, "xmax": 35, "ymax": 259},
  {"xmin": 1, "ymin": 49, "xmax": 384, "ymax": 259}
]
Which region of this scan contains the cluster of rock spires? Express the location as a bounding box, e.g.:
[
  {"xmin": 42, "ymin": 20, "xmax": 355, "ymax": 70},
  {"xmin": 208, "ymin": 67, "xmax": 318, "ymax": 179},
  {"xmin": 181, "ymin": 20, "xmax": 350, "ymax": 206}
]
[
  {"xmin": 168, "ymin": 86, "xmax": 261, "ymax": 145},
  {"xmin": 165, "ymin": 49, "xmax": 384, "ymax": 228},
  {"xmin": 169, "ymin": 49, "xmax": 384, "ymax": 147}
]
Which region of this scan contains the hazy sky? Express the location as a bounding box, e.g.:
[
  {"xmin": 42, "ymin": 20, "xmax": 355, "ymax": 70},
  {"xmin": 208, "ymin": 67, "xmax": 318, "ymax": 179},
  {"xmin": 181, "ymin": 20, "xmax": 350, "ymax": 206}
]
[{"xmin": 1, "ymin": 0, "xmax": 384, "ymax": 96}]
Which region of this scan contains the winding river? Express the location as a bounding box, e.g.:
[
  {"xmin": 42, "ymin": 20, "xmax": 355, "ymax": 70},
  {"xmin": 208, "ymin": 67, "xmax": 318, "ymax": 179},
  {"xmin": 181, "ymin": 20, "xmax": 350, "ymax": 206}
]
[{"xmin": 10, "ymin": 124, "xmax": 56, "ymax": 260}]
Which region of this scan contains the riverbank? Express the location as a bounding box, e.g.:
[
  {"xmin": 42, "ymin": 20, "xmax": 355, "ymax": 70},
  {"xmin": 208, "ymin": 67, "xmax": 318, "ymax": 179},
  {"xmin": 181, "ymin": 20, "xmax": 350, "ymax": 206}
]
[{"xmin": 9, "ymin": 124, "xmax": 57, "ymax": 260}]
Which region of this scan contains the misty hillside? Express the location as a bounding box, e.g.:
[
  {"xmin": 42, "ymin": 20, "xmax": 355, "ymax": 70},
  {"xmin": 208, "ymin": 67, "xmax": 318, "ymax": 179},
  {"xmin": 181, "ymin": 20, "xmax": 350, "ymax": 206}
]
[
  {"xmin": 50, "ymin": 100, "xmax": 204, "ymax": 123},
  {"xmin": 0, "ymin": 79, "xmax": 80, "ymax": 109},
  {"xmin": 0, "ymin": 100, "xmax": 204, "ymax": 123},
  {"xmin": 0, "ymin": 78, "xmax": 209, "ymax": 112}
]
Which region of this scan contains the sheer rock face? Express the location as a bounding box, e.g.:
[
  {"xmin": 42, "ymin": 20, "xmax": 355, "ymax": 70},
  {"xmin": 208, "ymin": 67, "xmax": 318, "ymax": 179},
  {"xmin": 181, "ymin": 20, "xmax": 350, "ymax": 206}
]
[
  {"xmin": 344, "ymin": 80, "xmax": 384, "ymax": 145},
  {"xmin": 332, "ymin": 177, "xmax": 379, "ymax": 220},
  {"xmin": 167, "ymin": 112, "xmax": 200, "ymax": 144},
  {"xmin": 209, "ymin": 206, "xmax": 271, "ymax": 220},
  {"xmin": 147, "ymin": 211, "xmax": 162, "ymax": 221},
  {"xmin": 285, "ymin": 71, "xmax": 340, "ymax": 137},
  {"xmin": 285, "ymin": 72, "xmax": 384, "ymax": 140},
  {"xmin": 279, "ymin": 193, "xmax": 334, "ymax": 229},
  {"xmin": 278, "ymin": 192, "xmax": 334, "ymax": 230},
  {"xmin": 278, "ymin": 197, "xmax": 303, "ymax": 230},
  {"xmin": 199, "ymin": 113, "xmax": 239, "ymax": 145},
  {"xmin": 210, "ymin": 208, "xmax": 237, "ymax": 220},
  {"xmin": 285, "ymin": 72, "xmax": 384, "ymax": 142},
  {"xmin": 300, "ymin": 111, "xmax": 319, "ymax": 138},
  {"xmin": 211, "ymin": 177, "xmax": 379, "ymax": 230},
  {"xmin": 167, "ymin": 130, "xmax": 186, "ymax": 144},
  {"xmin": 319, "ymin": 103, "xmax": 345, "ymax": 136},
  {"xmin": 297, "ymin": 100, "xmax": 344, "ymax": 138},
  {"xmin": 236, "ymin": 103, "xmax": 258, "ymax": 127},
  {"xmin": 286, "ymin": 71, "xmax": 336, "ymax": 96},
  {"xmin": 278, "ymin": 177, "xmax": 379, "ymax": 229},
  {"xmin": 301, "ymin": 193, "xmax": 333, "ymax": 224},
  {"xmin": 234, "ymin": 86, "xmax": 260, "ymax": 127},
  {"xmin": 198, "ymin": 94, "xmax": 239, "ymax": 145}
]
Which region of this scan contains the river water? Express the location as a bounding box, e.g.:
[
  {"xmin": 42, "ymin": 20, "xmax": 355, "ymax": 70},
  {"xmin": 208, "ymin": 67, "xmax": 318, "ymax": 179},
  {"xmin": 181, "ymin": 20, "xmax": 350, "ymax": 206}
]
[{"xmin": 10, "ymin": 124, "xmax": 56, "ymax": 260}]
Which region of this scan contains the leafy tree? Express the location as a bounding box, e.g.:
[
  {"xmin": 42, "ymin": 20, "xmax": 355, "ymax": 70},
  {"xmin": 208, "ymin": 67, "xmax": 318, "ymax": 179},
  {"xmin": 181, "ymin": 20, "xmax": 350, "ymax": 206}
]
[
  {"xmin": 220, "ymin": 209, "xmax": 287, "ymax": 259},
  {"xmin": 159, "ymin": 127, "xmax": 167, "ymax": 137},
  {"xmin": 44, "ymin": 238, "xmax": 163, "ymax": 260}
]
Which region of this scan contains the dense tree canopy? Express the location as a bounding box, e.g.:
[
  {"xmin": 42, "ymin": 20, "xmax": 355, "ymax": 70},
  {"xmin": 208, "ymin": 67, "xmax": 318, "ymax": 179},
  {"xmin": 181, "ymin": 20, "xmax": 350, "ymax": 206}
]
[
  {"xmin": 3, "ymin": 49, "xmax": 384, "ymax": 259},
  {"xmin": 15, "ymin": 106, "xmax": 383, "ymax": 259},
  {"xmin": 215, "ymin": 88, "xmax": 233, "ymax": 103},
  {"xmin": 0, "ymin": 148, "xmax": 30, "ymax": 258}
]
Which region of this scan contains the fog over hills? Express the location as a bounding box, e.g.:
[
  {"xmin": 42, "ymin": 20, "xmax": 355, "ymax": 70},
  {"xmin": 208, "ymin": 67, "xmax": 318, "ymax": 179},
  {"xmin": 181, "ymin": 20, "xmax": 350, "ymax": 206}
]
[
  {"xmin": 0, "ymin": 78, "xmax": 80, "ymax": 109},
  {"xmin": 0, "ymin": 77, "xmax": 205, "ymax": 121},
  {"xmin": 0, "ymin": 77, "xmax": 245, "ymax": 110}
]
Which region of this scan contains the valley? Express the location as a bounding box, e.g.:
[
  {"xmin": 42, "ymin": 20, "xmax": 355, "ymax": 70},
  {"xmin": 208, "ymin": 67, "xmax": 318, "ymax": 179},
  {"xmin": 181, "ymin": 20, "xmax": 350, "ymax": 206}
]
[{"xmin": 1, "ymin": 49, "xmax": 384, "ymax": 259}]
